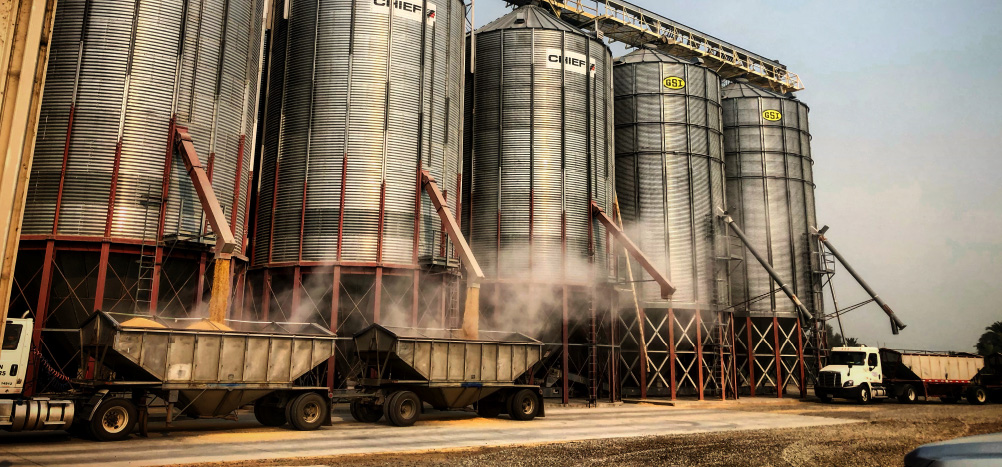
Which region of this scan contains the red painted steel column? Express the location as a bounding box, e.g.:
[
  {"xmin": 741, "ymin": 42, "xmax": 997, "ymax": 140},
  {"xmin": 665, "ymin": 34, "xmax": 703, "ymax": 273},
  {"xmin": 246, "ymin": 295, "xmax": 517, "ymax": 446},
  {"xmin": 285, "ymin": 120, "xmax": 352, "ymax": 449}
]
[
  {"xmin": 151, "ymin": 118, "xmax": 177, "ymax": 314},
  {"xmin": 233, "ymin": 267, "xmax": 246, "ymax": 320},
  {"xmin": 373, "ymin": 268, "xmax": 383, "ymax": 324},
  {"xmin": 195, "ymin": 252, "xmax": 207, "ymax": 309},
  {"xmin": 230, "ymin": 135, "xmax": 245, "ymax": 236},
  {"xmin": 747, "ymin": 316, "xmax": 755, "ymax": 397},
  {"xmin": 561, "ymin": 285, "xmax": 569, "ymax": 405},
  {"xmin": 411, "ymin": 270, "xmax": 419, "ymax": 327},
  {"xmin": 668, "ymin": 308, "xmax": 676, "ymax": 400},
  {"xmin": 25, "ymin": 241, "xmax": 56, "ymax": 397},
  {"xmin": 696, "ymin": 309, "xmax": 704, "ymax": 400},
  {"xmin": 730, "ymin": 313, "xmax": 739, "ymax": 399},
  {"xmin": 261, "ymin": 269, "xmax": 271, "ymax": 320},
  {"xmin": 639, "ymin": 307, "xmax": 647, "ymax": 400},
  {"xmin": 774, "ymin": 316, "xmax": 782, "ymax": 398},
  {"xmin": 291, "ymin": 266, "xmax": 302, "ymax": 319},
  {"xmin": 797, "ymin": 318, "xmax": 806, "ymax": 399},
  {"xmin": 95, "ymin": 138, "xmax": 123, "ymax": 312},
  {"xmin": 328, "ymin": 265, "xmax": 342, "ymax": 389}
]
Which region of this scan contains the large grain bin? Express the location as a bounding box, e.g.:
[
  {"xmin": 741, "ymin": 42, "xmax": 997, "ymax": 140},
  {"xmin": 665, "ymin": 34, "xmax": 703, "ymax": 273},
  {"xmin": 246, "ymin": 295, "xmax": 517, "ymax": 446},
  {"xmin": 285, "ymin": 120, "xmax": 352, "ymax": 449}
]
[
  {"xmin": 463, "ymin": 5, "xmax": 614, "ymax": 286},
  {"xmin": 254, "ymin": 0, "xmax": 466, "ymax": 269},
  {"xmin": 17, "ymin": 0, "xmax": 265, "ymax": 319}
]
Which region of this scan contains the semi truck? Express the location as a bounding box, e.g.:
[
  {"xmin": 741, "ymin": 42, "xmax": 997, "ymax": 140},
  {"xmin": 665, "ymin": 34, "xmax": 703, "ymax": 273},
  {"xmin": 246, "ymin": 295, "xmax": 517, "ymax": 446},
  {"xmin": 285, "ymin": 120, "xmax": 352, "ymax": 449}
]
[
  {"xmin": 815, "ymin": 346, "xmax": 988, "ymax": 404},
  {"xmin": 0, "ymin": 311, "xmax": 337, "ymax": 440}
]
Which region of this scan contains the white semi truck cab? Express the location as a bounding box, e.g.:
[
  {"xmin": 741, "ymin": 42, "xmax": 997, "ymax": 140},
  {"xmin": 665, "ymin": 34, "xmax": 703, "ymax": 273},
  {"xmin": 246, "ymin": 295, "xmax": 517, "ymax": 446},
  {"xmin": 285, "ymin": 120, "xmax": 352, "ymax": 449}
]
[
  {"xmin": 816, "ymin": 346, "xmax": 887, "ymax": 403},
  {"xmin": 0, "ymin": 318, "xmax": 76, "ymax": 431}
]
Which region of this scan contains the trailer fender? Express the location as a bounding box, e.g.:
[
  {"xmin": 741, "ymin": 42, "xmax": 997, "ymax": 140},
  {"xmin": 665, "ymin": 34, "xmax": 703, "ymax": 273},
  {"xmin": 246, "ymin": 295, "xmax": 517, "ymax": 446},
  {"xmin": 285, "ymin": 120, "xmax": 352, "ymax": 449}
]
[
  {"xmin": 536, "ymin": 388, "xmax": 545, "ymax": 417},
  {"xmin": 79, "ymin": 389, "xmax": 111, "ymax": 422}
]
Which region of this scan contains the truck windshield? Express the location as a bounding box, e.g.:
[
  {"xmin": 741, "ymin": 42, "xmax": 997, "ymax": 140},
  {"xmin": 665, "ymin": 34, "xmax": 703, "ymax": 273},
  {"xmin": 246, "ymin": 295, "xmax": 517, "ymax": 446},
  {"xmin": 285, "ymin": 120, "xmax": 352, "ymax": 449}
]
[
  {"xmin": 2, "ymin": 323, "xmax": 21, "ymax": 350},
  {"xmin": 829, "ymin": 351, "xmax": 865, "ymax": 366}
]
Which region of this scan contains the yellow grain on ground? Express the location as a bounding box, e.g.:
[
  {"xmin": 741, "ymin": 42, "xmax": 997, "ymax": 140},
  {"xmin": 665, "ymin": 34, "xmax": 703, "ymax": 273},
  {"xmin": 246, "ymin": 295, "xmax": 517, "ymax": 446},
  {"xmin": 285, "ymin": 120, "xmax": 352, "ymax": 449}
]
[{"xmin": 120, "ymin": 317, "xmax": 167, "ymax": 328}]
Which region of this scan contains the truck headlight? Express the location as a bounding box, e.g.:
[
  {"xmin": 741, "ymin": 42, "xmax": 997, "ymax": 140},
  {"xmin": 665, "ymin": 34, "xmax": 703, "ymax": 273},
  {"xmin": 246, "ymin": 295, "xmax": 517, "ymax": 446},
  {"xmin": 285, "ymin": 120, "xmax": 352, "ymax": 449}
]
[{"xmin": 843, "ymin": 380, "xmax": 854, "ymax": 388}]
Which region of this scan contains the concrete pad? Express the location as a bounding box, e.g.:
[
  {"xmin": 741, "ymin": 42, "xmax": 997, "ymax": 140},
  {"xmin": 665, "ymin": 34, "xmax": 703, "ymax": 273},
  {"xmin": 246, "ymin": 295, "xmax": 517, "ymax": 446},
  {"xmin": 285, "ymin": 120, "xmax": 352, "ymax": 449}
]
[{"xmin": 0, "ymin": 403, "xmax": 859, "ymax": 466}]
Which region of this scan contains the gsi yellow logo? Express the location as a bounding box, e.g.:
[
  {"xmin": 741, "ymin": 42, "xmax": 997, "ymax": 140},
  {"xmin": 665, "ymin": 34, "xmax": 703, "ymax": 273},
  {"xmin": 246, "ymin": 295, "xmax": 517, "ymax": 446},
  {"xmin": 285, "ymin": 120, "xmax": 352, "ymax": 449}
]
[
  {"xmin": 663, "ymin": 76, "xmax": 685, "ymax": 89},
  {"xmin": 762, "ymin": 109, "xmax": 782, "ymax": 121}
]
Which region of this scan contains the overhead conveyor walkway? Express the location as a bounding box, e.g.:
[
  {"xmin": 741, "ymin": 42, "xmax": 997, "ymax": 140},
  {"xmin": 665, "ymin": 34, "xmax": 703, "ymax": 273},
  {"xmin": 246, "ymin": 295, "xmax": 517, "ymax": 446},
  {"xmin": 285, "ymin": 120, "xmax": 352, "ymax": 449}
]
[{"xmin": 505, "ymin": 0, "xmax": 804, "ymax": 93}]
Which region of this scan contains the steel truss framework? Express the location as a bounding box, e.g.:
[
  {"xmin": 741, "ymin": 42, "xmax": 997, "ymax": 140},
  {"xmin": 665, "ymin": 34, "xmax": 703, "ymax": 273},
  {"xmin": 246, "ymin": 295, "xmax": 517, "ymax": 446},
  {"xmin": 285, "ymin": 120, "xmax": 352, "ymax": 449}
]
[
  {"xmin": 733, "ymin": 316, "xmax": 807, "ymax": 397},
  {"xmin": 619, "ymin": 307, "xmax": 737, "ymax": 400}
]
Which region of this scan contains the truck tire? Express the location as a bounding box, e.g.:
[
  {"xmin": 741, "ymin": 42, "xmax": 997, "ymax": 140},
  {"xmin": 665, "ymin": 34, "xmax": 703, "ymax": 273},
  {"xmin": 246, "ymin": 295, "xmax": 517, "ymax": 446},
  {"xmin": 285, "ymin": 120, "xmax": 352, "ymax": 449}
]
[
  {"xmin": 508, "ymin": 389, "xmax": 541, "ymax": 421},
  {"xmin": 897, "ymin": 385, "xmax": 917, "ymax": 403},
  {"xmin": 350, "ymin": 400, "xmax": 383, "ymax": 423},
  {"xmin": 967, "ymin": 387, "xmax": 988, "ymax": 405},
  {"xmin": 287, "ymin": 392, "xmax": 327, "ymax": 431},
  {"xmin": 89, "ymin": 398, "xmax": 137, "ymax": 442},
  {"xmin": 254, "ymin": 403, "xmax": 287, "ymax": 427},
  {"xmin": 385, "ymin": 391, "xmax": 421, "ymax": 427},
  {"xmin": 857, "ymin": 386, "xmax": 871, "ymax": 404}
]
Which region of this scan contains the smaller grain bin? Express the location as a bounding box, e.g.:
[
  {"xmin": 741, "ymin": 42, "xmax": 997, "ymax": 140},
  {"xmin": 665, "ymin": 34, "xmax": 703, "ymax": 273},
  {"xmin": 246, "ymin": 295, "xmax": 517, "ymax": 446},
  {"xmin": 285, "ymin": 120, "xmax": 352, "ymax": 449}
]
[
  {"xmin": 614, "ymin": 49, "xmax": 727, "ymax": 311},
  {"xmin": 722, "ymin": 82, "xmax": 818, "ymax": 318}
]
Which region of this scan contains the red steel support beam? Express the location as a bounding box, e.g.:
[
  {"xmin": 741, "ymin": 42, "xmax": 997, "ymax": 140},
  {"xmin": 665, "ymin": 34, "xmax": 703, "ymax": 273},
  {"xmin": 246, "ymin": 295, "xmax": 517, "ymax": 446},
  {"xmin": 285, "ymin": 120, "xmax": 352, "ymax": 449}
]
[
  {"xmin": 696, "ymin": 309, "xmax": 704, "ymax": 400},
  {"xmin": 668, "ymin": 308, "xmax": 676, "ymax": 400},
  {"xmin": 639, "ymin": 307, "xmax": 647, "ymax": 400},
  {"xmin": 747, "ymin": 316, "xmax": 755, "ymax": 397},
  {"xmin": 151, "ymin": 118, "xmax": 177, "ymax": 314},
  {"xmin": 774, "ymin": 316, "xmax": 782, "ymax": 398},
  {"xmin": 797, "ymin": 318, "xmax": 806, "ymax": 399},
  {"xmin": 561, "ymin": 285, "xmax": 569, "ymax": 405},
  {"xmin": 411, "ymin": 270, "xmax": 419, "ymax": 327},
  {"xmin": 230, "ymin": 135, "xmax": 245, "ymax": 236},
  {"xmin": 328, "ymin": 265, "xmax": 341, "ymax": 389},
  {"xmin": 261, "ymin": 268, "xmax": 271, "ymax": 320},
  {"xmin": 591, "ymin": 201, "xmax": 674, "ymax": 299},
  {"xmin": 291, "ymin": 266, "xmax": 302, "ymax": 318},
  {"xmin": 373, "ymin": 267, "xmax": 382, "ymax": 324},
  {"xmin": 25, "ymin": 240, "xmax": 54, "ymax": 396}
]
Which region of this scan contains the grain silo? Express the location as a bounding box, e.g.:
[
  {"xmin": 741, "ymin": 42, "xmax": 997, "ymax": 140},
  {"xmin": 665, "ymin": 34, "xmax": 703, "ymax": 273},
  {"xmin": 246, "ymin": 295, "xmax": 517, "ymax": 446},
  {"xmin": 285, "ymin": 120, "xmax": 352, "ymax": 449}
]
[
  {"xmin": 613, "ymin": 48, "xmax": 735, "ymax": 400},
  {"xmin": 462, "ymin": 5, "xmax": 615, "ymax": 403},
  {"xmin": 10, "ymin": 0, "xmax": 265, "ymax": 393},
  {"xmin": 721, "ymin": 81, "xmax": 820, "ymax": 396},
  {"xmin": 251, "ymin": 0, "xmax": 467, "ymax": 349}
]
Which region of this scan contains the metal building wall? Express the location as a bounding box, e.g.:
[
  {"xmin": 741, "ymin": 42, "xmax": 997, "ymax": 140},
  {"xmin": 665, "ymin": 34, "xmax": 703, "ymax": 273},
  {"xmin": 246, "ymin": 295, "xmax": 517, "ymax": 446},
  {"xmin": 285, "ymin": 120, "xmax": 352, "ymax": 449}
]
[
  {"xmin": 462, "ymin": 5, "xmax": 616, "ymax": 404},
  {"xmin": 11, "ymin": 0, "xmax": 266, "ymax": 395},
  {"xmin": 613, "ymin": 49, "xmax": 734, "ymax": 400},
  {"xmin": 722, "ymin": 82, "xmax": 817, "ymax": 396}
]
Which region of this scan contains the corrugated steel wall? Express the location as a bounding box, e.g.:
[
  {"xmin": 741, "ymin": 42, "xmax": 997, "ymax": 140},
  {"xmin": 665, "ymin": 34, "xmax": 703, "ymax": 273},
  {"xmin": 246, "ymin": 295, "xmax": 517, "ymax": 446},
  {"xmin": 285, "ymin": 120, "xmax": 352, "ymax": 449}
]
[
  {"xmin": 464, "ymin": 10, "xmax": 614, "ymax": 284},
  {"xmin": 614, "ymin": 50, "xmax": 727, "ymax": 310},
  {"xmin": 254, "ymin": 0, "xmax": 465, "ymax": 267},
  {"xmin": 722, "ymin": 83, "xmax": 818, "ymax": 317},
  {"xmin": 25, "ymin": 0, "xmax": 264, "ymax": 244}
]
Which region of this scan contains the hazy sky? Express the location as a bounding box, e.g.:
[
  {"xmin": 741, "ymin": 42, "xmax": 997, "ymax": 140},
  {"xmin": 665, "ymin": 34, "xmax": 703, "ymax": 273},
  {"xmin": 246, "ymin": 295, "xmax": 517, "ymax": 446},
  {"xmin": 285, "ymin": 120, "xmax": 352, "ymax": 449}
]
[{"xmin": 474, "ymin": 0, "xmax": 1002, "ymax": 352}]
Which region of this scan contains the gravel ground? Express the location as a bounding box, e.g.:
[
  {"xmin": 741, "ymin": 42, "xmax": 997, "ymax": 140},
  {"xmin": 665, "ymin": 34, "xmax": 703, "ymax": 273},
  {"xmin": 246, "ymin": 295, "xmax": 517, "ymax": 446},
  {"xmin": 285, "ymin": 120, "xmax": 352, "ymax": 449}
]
[{"xmin": 182, "ymin": 399, "xmax": 1002, "ymax": 467}]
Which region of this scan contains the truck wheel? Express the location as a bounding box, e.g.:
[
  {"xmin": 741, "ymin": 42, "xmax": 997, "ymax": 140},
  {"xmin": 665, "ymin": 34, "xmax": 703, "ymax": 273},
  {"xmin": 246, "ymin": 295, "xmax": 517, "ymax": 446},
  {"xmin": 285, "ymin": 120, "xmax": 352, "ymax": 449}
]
[
  {"xmin": 89, "ymin": 398, "xmax": 137, "ymax": 442},
  {"xmin": 897, "ymin": 385, "xmax": 917, "ymax": 403},
  {"xmin": 857, "ymin": 386, "xmax": 871, "ymax": 404},
  {"xmin": 476, "ymin": 399, "xmax": 502, "ymax": 418},
  {"xmin": 508, "ymin": 389, "xmax": 540, "ymax": 421},
  {"xmin": 350, "ymin": 400, "xmax": 383, "ymax": 423},
  {"xmin": 385, "ymin": 391, "xmax": 421, "ymax": 427},
  {"xmin": 254, "ymin": 403, "xmax": 287, "ymax": 427},
  {"xmin": 287, "ymin": 392, "xmax": 327, "ymax": 431},
  {"xmin": 967, "ymin": 387, "xmax": 988, "ymax": 405}
]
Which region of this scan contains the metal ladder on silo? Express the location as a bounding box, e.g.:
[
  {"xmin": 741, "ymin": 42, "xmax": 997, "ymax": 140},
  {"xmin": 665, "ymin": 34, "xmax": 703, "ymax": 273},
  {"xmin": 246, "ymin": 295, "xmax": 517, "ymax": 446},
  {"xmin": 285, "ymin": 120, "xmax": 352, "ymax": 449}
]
[
  {"xmin": 135, "ymin": 186, "xmax": 161, "ymax": 312},
  {"xmin": 708, "ymin": 311, "xmax": 735, "ymax": 399}
]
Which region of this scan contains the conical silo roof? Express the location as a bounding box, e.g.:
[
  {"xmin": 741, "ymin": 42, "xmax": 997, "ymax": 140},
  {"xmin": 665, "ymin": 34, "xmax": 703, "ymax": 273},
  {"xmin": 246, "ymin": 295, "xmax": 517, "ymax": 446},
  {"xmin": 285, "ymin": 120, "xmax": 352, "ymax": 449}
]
[
  {"xmin": 477, "ymin": 4, "xmax": 583, "ymax": 34},
  {"xmin": 723, "ymin": 81, "xmax": 792, "ymax": 99},
  {"xmin": 616, "ymin": 47, "xmax": 696, "ymax": 65}
]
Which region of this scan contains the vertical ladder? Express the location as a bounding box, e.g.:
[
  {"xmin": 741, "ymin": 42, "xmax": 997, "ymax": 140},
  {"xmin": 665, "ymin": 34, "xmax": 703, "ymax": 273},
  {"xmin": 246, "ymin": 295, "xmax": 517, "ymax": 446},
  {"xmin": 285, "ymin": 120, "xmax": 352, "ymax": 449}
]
[{"xmin": 136, "ymin": 186, "xmax": 161, "ymax": 312}]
